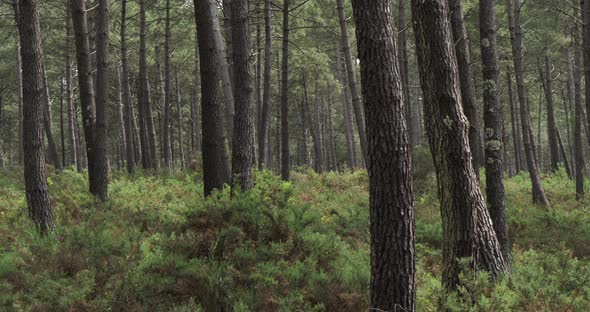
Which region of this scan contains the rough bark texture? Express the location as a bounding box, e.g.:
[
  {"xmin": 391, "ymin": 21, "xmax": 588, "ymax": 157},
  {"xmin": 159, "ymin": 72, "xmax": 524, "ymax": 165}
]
[
  {"xmin": 412, "ymin": 0, "xmax": 508, "ymax": 289},
  {"xmin": 120, "ymin": 0, "xmax": 135, "ymax": 174},
  {"xmin": 337, "ymin": 0, "xmax": 367, "ymax": 165},
  {"xmin": 351, "ymin": 0, "xmax": 415, "ymax": 310},
  {"xmin": 448, "ymin": 0, "xmax": 481, "ymax": 176},
  {"xmin": 280, "ymin": 0, "xmax": 290, "ymax": 181},
  {"xmin": 480, "ymin": 0, "xmax": 509, "ymax": 261},
  {"xmin": 71, "ymin": 0, "xmax": 99, "ymax": 195},
  {"xmin": 507, "ymin": 0, "xmax": 550, "ymax": 206},
  {"xmin": 258, "ymin": 0, "xmax": 272, "ymax": 170},
  {"xmin": 18, "ymin": 0, "xmax": 54, "ymax": 234},
  {"xmin": 94, "ymin": 0, "xmax": 109, "ymax": 201},
  {"xmin": 194, "ymin": 0, "xmax": 231, "ymax": 195}
]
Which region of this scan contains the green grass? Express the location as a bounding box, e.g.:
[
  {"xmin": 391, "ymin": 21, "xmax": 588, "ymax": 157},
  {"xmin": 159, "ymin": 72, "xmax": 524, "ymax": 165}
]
[{"xmin": 0, "ymin": 167, "xmax": 589, "ymax": 311}]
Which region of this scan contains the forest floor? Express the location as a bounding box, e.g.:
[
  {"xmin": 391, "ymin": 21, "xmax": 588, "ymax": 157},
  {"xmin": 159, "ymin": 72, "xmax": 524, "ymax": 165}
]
[{"xmin": 1, "ymin": 164, "xmax": 590, "ymax": 311}]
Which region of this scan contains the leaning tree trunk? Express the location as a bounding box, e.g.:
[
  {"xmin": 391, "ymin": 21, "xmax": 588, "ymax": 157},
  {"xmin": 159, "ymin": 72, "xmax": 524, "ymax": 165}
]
[
  {"xmin": 194, "ymin": 0, "xmax": 231, "ymax": 195},
  {"xmin": 448, "ymin": 0, "xmax": 481, "ymax": 176},
  {"xmin": 71, "ymin": 0, "xmax": 99, "ymax": 195},
  {"xmin": 350, "ymin": 0, "xmax": 415, "ymax": 310},
  {"xmin": 280, "ymin": 0, "xmax": 290, "ymax": 180},
  {"xmin": 480, "ymin": 0, "xmax": 509, "ymax": 261},
  {"xmin": 120, "ymin": 0, "xmax": 135, "ymax": 173},
  {"xmin": 18, "ymin": 0, "xmax": 54, "ymax": 234},
  {"xmin": 412, "ymin": 0, "xmax": 508, "ymax": 290},
  {"xmin": 93, "ymin": 0, "xmax": 109, "ymax": 201},
  {"xmin": 336, "ymin": 0, "xmax": 367, "ymax": 165},
  {"xmin": 258, "ymin": 0, "xmax": 272, "ymax": 170},
  {"xmin": 507, "ymin": 0, "xmax": 550, "ymax": 206}
]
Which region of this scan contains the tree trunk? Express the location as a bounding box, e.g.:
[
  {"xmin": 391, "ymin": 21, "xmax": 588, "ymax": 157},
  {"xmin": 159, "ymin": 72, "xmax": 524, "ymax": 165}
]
[
  {"xmin": 309, "ymin": 79, "xmax": 323, "ymax": 173},
  {"xmin": 42, "ymin": 66, "xmax": 61, "ymax": 170},
  {"xmin": 336, "ymin": 48, "xmax": 355, "ymax": 170},
  {"xmin": 71, "ymin": 0, "xmax": 99, "ymax": 194},
  {"xmin": 298, "ymin": 92, "xmax": 309, "ymax": 167},
  {"xmin": 116, "ymin": 68, "xmax": 127, "ymax": 172},
  {"xmin": 280, "ymin": 0, "xmax": 290, "ymax": 180},
  {"xmin": 258, "ymin": 0, "xmax": 272, "ymax": 170},
  {"xmin": 161, "ymin": 0, "xmax": 172, "ymax": 170},
  {"xmin": 18, "ymin": 0, "xmax": 54, "ymax": 234},
  {"xmin": 65, "ymin": 6, "xmax": 78, "ymax": 169},
  {"xmin": 540, "ymin": 53, "xmax": 560, "ymax": 173},
  {"xmin": 60, "ymin": 76, "xmax": 66, "ymax": 168},
  {"xmin": 351, "ymin": 1, "xmax": 415, "ymax": 309},
  {"xmin": 93, "ymin": 0, "xmax": 109, "ymax": 201},
  {"xmin": 120, "ymin": 0, "xmax": 135, "ymax": 173},
  {"xmin": 557, "ymin": 129, "xmax": 573, "ymax": 180},
  {"xmin": 327, "ymin": 91, "xmax": 337, "ymax": 171},
  {"xmin": 336, "ymin": 0, "xmax": 367, "ymax": 165},
  {"xmin": 175, "ymin": 69, "xmax": 186, "ymax": 169},
  {"xmin": 413, "ymin": 0, "xmax": 508, "ymax": 289},
  {"xmin": 194, "ymin": 0, "xmax": 231, "ymax": 195},
  {"xmin": 215, "ymin": 1, "xmax": 235, "ymax": 143},
  {"xmin": 13, "ymin": 0, "xmax": 24, "ymax": 166},
  {"xmin": 398, "ymin": 0, "xmax": 414, "ymax": 149},
  {"xmin": 138, "ymin": 0, "xmax": 158, "ymax": 169},
  {"xmin": 507, "ymin": 70, "xmax": 522, "ymax": 173},
  {"xmin": 575, "ymin": 5, "xmax": 585, "ymax": 199},
  {"xmin": 507, "ymin": 0, "xmax": 550, "ymax": 206},
  {"xmin": 448, "ymin": 0, "xmax": 481, "ymax": 177},
  {"xmin": 583, "ymin": 0, "xmax": 590, "ymax": 152},
  {"xmin": 480, "ymin": 0, "xmax": 509, "ymax": 262}
]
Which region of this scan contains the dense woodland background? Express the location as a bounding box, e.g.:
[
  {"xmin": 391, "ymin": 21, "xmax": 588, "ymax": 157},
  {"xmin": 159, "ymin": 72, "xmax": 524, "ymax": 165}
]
[{"xmin": 1, "ymin": 0, "xmax": 590, "ymax": 311}]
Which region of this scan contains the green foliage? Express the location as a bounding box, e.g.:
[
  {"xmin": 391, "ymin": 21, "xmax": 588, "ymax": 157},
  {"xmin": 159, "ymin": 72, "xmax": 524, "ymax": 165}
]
[{"xmin": 1, "ymin": 169, "xmax": 590, "ymax": 311}]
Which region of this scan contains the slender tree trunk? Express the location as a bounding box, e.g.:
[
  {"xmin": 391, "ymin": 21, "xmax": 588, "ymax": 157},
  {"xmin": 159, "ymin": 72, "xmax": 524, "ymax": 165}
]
[
  {"xmin": 192, "ymin": 28, "xmax": 202, "ymax": 154},
  {"xmin": 42, "ymin": 66, "xmax": 61, "ymax": 170},
  {"xmin": 258, "ymin": 0, "xmax": 272, "ymax": 170},
  {"xmin": 480, "ymin": 0, "xmax": 509, "ymax": 261},
  {"xmin": 413, "ymin": 0, "xmax": 508, "ymax": 289},
  {"xmin": 18, "ymin": 0, "xmax": 54, "ymax": 234},
  {"xmin": 575, "ymin": 6, "xmax": 585, "ymax": 199},
  {"xmin": 60, "ymin": 78, "xmax": 66, "ymax": 168},
  {"xmin": 280, "ymin": 0, "xmax": 290, "ymax": 180},
  {"xmin": 540, "ymin": 53, "xmax": 560, "ymax": 173},
  {"xmin": 138, "ymin": 0, "xmax": 158, "ymax": 170},
  {"xmin": 71, "ymin": 0, "xmax": 99, "ymax": 193},
  {"xmin": 351, "ymin": 1, "xmax": 415, "ymax": 309},
  {"xmin": 93, "ymin": 0, "xmax": 109, "ymax": 201},
  {"xmin": 65, "ymin": 6, "xmax": 78, "ymax": 169},
  {"xmin": 120, "ymin": 0, "xmax": 135, "ymax": 173},
  {"xmin": 194, "ymin": 0, "xmax": 231, "ymax": 195},
  {"xmin": 336, "ymin": 48, "xmax": 355, "ymax": 170},
  {"xmin": 557, "ymin": 129, "xmax": 573, "ymax": 180},
  {"xmin": 162, "ymin": 0, "xmax": 172, "ymax": 170},
  {"xmin": 255, "ymin": 23, "xmax": 262, "ymax": 168},
  {"xmin": 507, "ymin": 0, "xmax": 550, "ymax": 206},
  {"xmin": 116, "ymin": 68, "xmax": 127, "ymax": 171},
  {"xmin": 448, "ymin": 0, "xmax": 481, "ymax": 176},
  {"xmin": 398, "ymin": 0, "xmax": 414, "ymax": 149},
  {"xmin": 13, "ymin": 0, "xmax": 24, "ymax": 166},
  {"xmin": 215, "ymin": 1, "xmax": 235, "ymax": 143},
  {"xmin": 175, "ymin": 69, "xmax": 186, "ymax": 169},
  {"xmin": 327, "ymin": 91, "xmax": 337, "ymax": 171},
  {"xmin": 583, "ymin": 0, "xmax": 590, "ymax": 152},
  {"xmin": 309, "ymin": 78, "xmax": 323, "ymax": 173},
  {"xmin": 298, "ymin": 94, "xmax": 309, "ymax": 167},
  {"xmin": 336, "ymin": 0, "xmax": 367, "ymax": 165},
  {"xmin": 507, "ymin": 70, "xmax": 522, "ymax": 173}
]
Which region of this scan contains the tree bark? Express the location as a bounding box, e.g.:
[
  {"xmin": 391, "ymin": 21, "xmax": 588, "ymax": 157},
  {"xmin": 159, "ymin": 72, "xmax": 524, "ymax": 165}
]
[
  {"xmin": 448, "ymin": 0, "xmax": 481, "ymax": 177},
  {"xmin": 557, "ymin": 129, "xmax": 573, "ymax": 180},
  {"xmin": 480, "ymin": 0, "xmax": 509, "ymax": 261},
  {"xmin": 18, "ymin": 0, "xmax": 54, "ymax": 234},
  {"xmin": 175, "ymin": 69, "xmax": 186, "ymax": 169},
  {"xmin": 65, "ymin": 6, "xmax": 78, "ymax": 170},
  {"xmin": 412, "ymin": 0, "xmax": 508, "ymax": 290},
  {"xmin": 309, "ymin": 79, "xmax": 324, "ymax": 173},
  {"xmin": 280, "ymin": 0, "xmax": 290, "ymax": 180},
  {"xmin": 583, "ymin": 0, "xmax": 590, "ymax": 152},
  {"xmin": 539, "ymin": 53, "xmax": 560, "ymax": 173},
  {"xmin": 336, "ymin": 48, "xmax": 355, "ymax": 170},
  {"xmin": 350, "ymin": 1, "xmax": 415, "ymax": 310},
  {"xmin": 42, "ymin": 65, "xmax": 61, "ymax": 170},
  {"xmin": 507, "ymin": 70, "xmax": 522, "ymax": 173},
  {"xmin": 71, "ymin": 0, "xmax": 99, "ymax": 194},
  {"xmin": 120, "ymin": 0, "xmax": 135, "ymax": 173},
  {"xmin": 194, "ymin": 0, "xmax": 231, "ymax": 195},
  {"xmin": 336, "ymin": 0, "xmax": 367, "ymax": 165},
  {"xmin": 398, "ymin": 0, "xmax": 414, "ymax": 149},
  {"xmin": 507, "ymin": 0, "xmax": 550, "ymax": 206},
  {"xmin": 258, "ymin": 0, "xmax": 272, "ymax": 170},
  {"xmin": 13, "ymin": 0, "xmax": 24, "ymax": 166},
  {"xmin": 575, "ymin": 5, "xmax": 585, "ymax": 199}
]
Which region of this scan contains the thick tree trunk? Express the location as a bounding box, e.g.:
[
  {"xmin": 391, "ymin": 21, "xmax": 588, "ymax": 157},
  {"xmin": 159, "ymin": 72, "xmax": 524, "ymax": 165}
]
[
  {"xmin": 336, "ymin": 48, "xmax": 355, "ymax": 170},
  {"xmin": 139, "ymin": 0, "xmax": 158, "ymax": 170},
  {"xmin": 93, "ymin": 0, "xmax": 109, "ymax": 201},
  {"xmin": 18, "ymin": 0, "xmax": 54, "ymax": 234},
  {"xmin": 258, "ymin": 0, "xmax": 272, "ymax": 170},
  {"xmin": 71, "ymin": 0, "xmax": 99, "ymax": 194},
  {"xmin": 507, "ymin": 0, "xmax": 550, "ymax": 206},
  {"xmin": 480, "ymin": 0, "xmax": 509, "ymax": 261},
  {"xmin": 336, "ymin": 0, "xmax": 367, "ymax": 165},
  {"xmin": 351, "ymin": 1, "xmax": 415, "ymax": 310},
  {"xmin": 120, "ymin": 0, "xmax": 135, "ymax": 173},
  {"xmin": 280, "ymin": 0, "xmax": 290, "ymax": 180},
  {"xmin": 540, "ymin": 53, "xmax": 560, "ymax": 173},
  {"xmin": 413, "ymin": 0, "xmax": 508, "ymax": 289},
  {"xmin": 507, "ymin": 70, "xmax": 522, "ymax": 173},
  {"xmin": 230, "ymin": 0, "xmax": 254, "ymax": 190},
  {"xmin": 194, "ymin": 0, "xmax": 231, "ymax": 195},
  {"xmin": 448, "ymin": 0, "xmax": 481, "ymax": 176}
]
